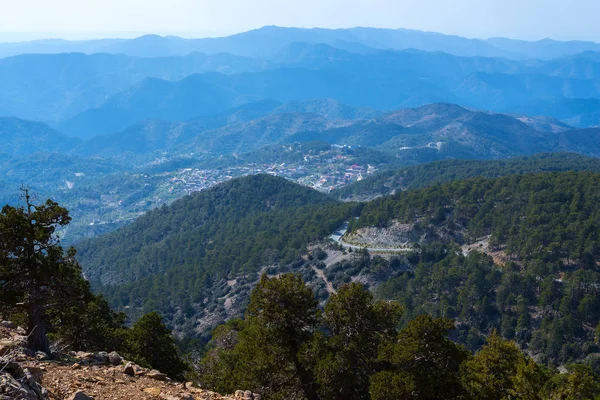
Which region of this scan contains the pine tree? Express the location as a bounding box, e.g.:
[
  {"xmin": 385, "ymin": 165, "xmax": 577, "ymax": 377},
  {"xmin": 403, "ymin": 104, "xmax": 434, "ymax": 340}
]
[
  {"xmin": 125, "ymin": 311, "xmax": 188, "ymax": 379},
  {"xmin": 0, "ymin": 189, "xmax": 88, "ymax": 353}
]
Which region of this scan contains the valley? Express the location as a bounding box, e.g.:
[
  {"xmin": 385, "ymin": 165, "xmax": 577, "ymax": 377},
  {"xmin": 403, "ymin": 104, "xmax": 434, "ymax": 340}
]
[{"xmin": 3, "ymin": 18, "xmax": 600, "ymax": 399}]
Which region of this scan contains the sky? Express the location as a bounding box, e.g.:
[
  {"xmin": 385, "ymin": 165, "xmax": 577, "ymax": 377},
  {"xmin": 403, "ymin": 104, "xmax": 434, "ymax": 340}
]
[{"xmin": 0, "ymin": 0, "xmax": 599, "ymax": 42}]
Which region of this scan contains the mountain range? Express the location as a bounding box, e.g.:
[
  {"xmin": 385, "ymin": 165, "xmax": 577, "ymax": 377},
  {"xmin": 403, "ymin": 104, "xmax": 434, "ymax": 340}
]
[
  {"xmin": 5, "ymin": 101, "xmax": 600, "ymax": 164},
  {"xmin": 0, "ymin": 37, "xmax": 600, "ymax": 134},
  {"xmin": 3, "ymin": 26, "xmax": 600, "ymax": 60}
]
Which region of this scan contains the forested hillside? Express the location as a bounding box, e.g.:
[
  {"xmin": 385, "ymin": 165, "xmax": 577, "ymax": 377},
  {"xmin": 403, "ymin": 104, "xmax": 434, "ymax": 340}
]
[
  {"xmin": 76, "ymin": 174, "xmax": 358, "ymax": 334},
  {"xmin": 345, "ymin": 171, "xmax": 600, "ymax": 364},
  {"xmin": 334, "ymin": 152, "xmax": 600, "ymax": 200}
]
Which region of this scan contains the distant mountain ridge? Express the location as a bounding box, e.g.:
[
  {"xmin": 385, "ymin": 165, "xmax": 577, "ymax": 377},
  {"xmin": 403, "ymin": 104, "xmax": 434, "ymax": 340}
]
[
  {"xmin": 0, "ymin": 52, "xmax": 266, "ymax": 122},
  {"xmin": 42, "ymin": 45, "xmax": 600, "ymax": 137},
  {"xmin": 1, "ymin": 42, "xmax": 600, "ymax": 131},
  {"xmin": 2, "ymin": 26, "xmax": 600, "ymax": 60},
  {"xmin": 7, "ymin": 100, "xmax": 600, "ymax": 173},
  {"xmin": 0, "ymin": 117, "xmax": 80, "ymax": 155}
]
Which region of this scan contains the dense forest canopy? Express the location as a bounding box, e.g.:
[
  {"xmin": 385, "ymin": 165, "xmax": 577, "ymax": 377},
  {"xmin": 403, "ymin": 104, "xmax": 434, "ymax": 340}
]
[
  {"xmin": 355, "ymin": 171, "xmax": 600, "ymax": 265},
  {"xmin": 198, "ymin": 273, "xmax": 600, "ymax": 400},
  {"xmin": 334, "ymin": 152, "xmax": 600, "ymax": 200},
  {"xmin": 76, "ymin": 174, "xmax": 358, "ymax": 333},
  {"xmin": 342, "ymin": 171, "xmax": 600, "ymax": 365}
]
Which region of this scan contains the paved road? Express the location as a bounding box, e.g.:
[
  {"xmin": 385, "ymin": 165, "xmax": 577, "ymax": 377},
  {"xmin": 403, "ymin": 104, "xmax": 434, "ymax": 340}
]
[{"xmin": 329, "ymin": 222, "xmax": 413, "ymax": 253}]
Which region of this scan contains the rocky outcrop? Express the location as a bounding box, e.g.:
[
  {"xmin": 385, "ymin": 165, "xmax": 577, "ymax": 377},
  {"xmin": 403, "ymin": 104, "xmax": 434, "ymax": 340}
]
[
  {"xmin": 345, "ymin": 221, "xmax": 427, "ymax": 247},
  {"xmin": 1, "ymin": 323, "xmax": 258, "ymax": 400},
  {"xmin": 0, "ymin": 361, "xmax": 48, "ymax": 399}
]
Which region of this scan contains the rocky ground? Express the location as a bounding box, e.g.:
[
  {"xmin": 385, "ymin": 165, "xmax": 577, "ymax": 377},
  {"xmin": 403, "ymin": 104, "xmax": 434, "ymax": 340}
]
[{"xmin": 0, "ymin": 322, "xmax": 258, "ymax": 400}]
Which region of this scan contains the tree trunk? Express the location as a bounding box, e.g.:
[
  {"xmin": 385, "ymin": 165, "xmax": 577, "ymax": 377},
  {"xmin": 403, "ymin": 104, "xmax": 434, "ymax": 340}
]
[{"xmin": 27, "ymin": 302, "xmax": 50, "ymax": 354}]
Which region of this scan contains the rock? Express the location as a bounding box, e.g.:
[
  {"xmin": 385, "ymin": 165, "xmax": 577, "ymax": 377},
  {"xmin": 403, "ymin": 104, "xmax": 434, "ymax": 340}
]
[
  {"xmin": 0, "ymin": 372, "xmax": 39, "ymax": 400},
  {"xmin": 147, "ymin": 370, "xmax": 168, "ymax": 381},
  {"xmin": 123, "ymin": 362, "xmax": 135, "ymax": 376},
  {"xmin": 76, "ymin": 351, "xmax": 94, "ymax": 359},
  {"xmin": 67, "ymin": 390, "xmax": 94, "ymax": 400},
  {"xmin": 234, "ymin": 390, "xmax": 244, "ymax": 398},
  {"xmin": 94, "ymin": 351, "xmax": 109, "ymax": 364},
  {"xmin": 23, "ymin": 366, "xmax": 44, "ymax": 384},
  {"xmin": 107, "ymin": 351, "xmax": 122, "ymax": 366},
  {"xmin": 243, "ymin": 390, "xmax": 253, "ymax": 399},
  {"xmin": 35, "ymin": 351, "xmax": 49, "ymax": 361},
  {"xmin": 253, "ymin": 394, "xmax": 261, "ymax": 400},
  {"xmin": 143, "ymin": 387, "xmax": 162, "ymax": 396},
  {"xmin": 16, "ymin": 327, "xmax": 27, "ymax": 335},
  {"xmin": 0, "ymin": 321, "xmax": 16, "ymax": 329},
  {"xmin": 22, "ymin": 367, "xmax": 47, "ymax": 399}
]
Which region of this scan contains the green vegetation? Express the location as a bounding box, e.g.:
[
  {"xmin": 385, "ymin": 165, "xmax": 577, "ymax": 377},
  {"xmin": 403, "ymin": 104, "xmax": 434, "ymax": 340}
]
[
  {"xmin": 0, "ymin": 189, "xmax": 89, "ymax": 352},
  {"xmin": 337, "ymin": 171, "xmax": 600, "ymax": 364},
  {"xmin": 76, "ymin": 174, "xmax": 359, "ymax": 335},
  {"xmin": 199, "ymin": 273, "xmax": 600, "ymax": 399},
  {"xmin": 124, "ymin": 312, "xmax": 188, "ymax": 380},
  {"xmin": 334, "ymin": 153, "xmax": 600, "ymax": 200},
  {"xmin": 355, "ymin": 171, "xmax": 600, "ymax": 265},
  {"xmin": 0, "ymin": 193, "xmax": 187, "ymax": 378}
]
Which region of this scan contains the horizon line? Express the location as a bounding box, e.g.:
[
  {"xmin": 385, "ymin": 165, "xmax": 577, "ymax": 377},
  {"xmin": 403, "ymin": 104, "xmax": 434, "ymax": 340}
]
[{"xmin": 0, "ymin": 25, "xmax": 598, "ymax": 45}]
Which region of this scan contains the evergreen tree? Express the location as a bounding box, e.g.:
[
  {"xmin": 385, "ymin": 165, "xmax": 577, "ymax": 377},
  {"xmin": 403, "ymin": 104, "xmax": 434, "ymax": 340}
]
[
  {"xmin": 370, "ymin": 315, "xmax": 469, "ymax": 399},
  {"xmin": 0, "ymin": 189, "xmax": 88, "ymax": 353},
  {"xmin": 125, "ymin": 311, "xmax": 188, "ymax": 380},
  {"xmin": 462, "ymin": 332, "xmax": 530, "ymax": 399},
  {"xmin": 312, "ymin": 283, "xmax": 402, "ymax": 400}
]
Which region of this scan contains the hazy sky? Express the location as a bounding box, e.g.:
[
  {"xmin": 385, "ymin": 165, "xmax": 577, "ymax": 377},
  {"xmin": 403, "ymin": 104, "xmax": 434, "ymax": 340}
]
[{"xmin": 0, "ymin": 0, "xmax": 599, "ymax": 41}]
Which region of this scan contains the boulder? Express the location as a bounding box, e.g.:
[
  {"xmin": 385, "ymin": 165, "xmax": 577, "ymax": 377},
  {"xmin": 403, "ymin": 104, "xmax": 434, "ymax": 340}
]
[
  {"xmin": 0, "ymin": 372, "xmax": 39, "ymax": 400},
  {"xmin": 123, "ymin": 362, "xmax": 135, "ymax": 376},
  {"xmin": 93, "ymin": 351, "xmax": 109, "ymax": 364},
  {"xmin": 0, "ymin": 362, "xmax": 47, "ymax": 399},
  {"xmin": 67, "ymin": 390, "xmax": 94, "ymax": 400},
  {"xmin": 147, "ymin": 370, "xmax": 167, "ymax": 381},
  {"xmin": 233, "ymin": 390, "xmax": 259, "ymax": 400},
  {"xmin": 22, "ymin": 367, "xmax": 47, "ymax": 399},
  {"xmin": 107, "ymin": 351, "xmax": 122, "ymax": 366}
]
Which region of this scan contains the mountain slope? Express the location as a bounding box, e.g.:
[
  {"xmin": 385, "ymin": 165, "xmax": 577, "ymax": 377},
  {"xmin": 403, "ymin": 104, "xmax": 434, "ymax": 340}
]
[
  {"xmin": 76, "ymin": 174, "xmax": 356, "ymax": 332},
  {"xmin": 514, "ymin": 98, "xmax": 600, "ymax": 128},
  {"xmin": 70, "ymin": 102, "xmax": 600, "ymax": 163},
  {"xmin": 0, "ymin": 117, "xmax": 80, "ymax": 155},
  {"xmin": 0, "ymin": 52, "xmax": 266, "ymax": 122},
  {"xmin": 56, "ymin": 74, "xmax": 259, "ymax": 137},
  {"xmin": 333, "ymin": 153, "xmax": 600, "ymax": 200},
  {"xmin": 57, "ymin": 67, "xmax": 456, "ymax": 137},
  {"xmin": 73, "ymin": 99, "xmax": 377, "ymax": 159},
  {"xmin": 286, "ymin": 103, "xmax": 553, "ymax": 159},
  {"xmin": 329, "ymin": 172, "xmax": 600, "ymax": 365},
  {"xmin": 52, "ymin": 46, "xmax": 600, "ymax": 138}
]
